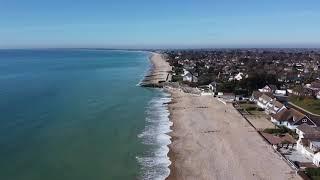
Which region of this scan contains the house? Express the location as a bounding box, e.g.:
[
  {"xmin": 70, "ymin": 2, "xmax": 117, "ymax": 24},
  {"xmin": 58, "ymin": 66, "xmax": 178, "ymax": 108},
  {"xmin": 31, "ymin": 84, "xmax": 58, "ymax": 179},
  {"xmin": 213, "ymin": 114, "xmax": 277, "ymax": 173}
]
[
  {"xmin": 292, "ymin": 85, "xmax": 313, "ymax": 97},
  {"xmin": 305, "ymin": 81, "xmax": 320, "ymax": 96},
  {"xmin": 265, "ymin": 100, "xmax": 287, "ymax": 115},
  {"xmin": 208, "ymin": 81, "xmax": 218, "ymax": 92},
  {"xmin": 257, "ymin": 94, "xmax": 273, "ymax": 109},
  {"xmin": 271, "ymin": 108, "xmax": 317, "ymax": 129},
  {"xmin": 183, "ymin": 72, "xmax": 198, "ymax": 83},
  {"xmin": 296, "ymin": 124, "xmax": 320, "ymax": 166},
  {"xmin": 298, "ymin": 137, "xmax": 320, "ymax": 161},
  {"xmin": 258, "ymin": 84, "xmax": 278, "ymax": 93},
  {"xmin": 310, "ymin": 81, "xmax": 320, "ymax": 91},
  {"xmin": 234, "ymin": 72, "xmax": 244, "ymax": 81},
  {"xmin": 183, "ymin": 72, "xmax": 192, "ymax": 82},
  {"xmin": 296, "ymin": 123, "xmax": 320, "ymax": 141},
  {"xmin": 314, "ymin": 153, "xmax": 320, "ymax": 167},
  {"xmin": 275, "ymin": 90, "xmax": 287, "ymax": 96},
  {"xmin": 250, "ymin": 91, "xmax": 263, "ymax": 102}
]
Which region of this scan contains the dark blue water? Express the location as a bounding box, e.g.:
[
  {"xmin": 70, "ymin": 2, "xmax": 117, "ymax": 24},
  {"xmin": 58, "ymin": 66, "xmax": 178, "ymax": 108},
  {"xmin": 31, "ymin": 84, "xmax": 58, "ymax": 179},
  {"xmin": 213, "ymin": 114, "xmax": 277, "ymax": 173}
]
[{"xmin": 0, "ymin": 49, "xmax": 171, "ymax": 180}]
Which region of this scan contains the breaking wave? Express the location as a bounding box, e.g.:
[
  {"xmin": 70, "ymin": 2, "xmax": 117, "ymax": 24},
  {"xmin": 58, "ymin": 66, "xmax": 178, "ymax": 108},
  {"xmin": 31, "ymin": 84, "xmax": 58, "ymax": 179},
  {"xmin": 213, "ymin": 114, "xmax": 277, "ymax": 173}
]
[{"xmin": 137, "ymin": 91, "xmax": 172, "ymax": 180}]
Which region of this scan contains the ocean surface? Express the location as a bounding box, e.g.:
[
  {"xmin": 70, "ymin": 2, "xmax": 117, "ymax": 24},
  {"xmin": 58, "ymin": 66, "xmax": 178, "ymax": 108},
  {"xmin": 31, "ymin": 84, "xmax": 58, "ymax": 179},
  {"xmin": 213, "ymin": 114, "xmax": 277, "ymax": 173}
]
[{"xmin": 0, "ymin": 49, "xmax": 171, "ymax": 180}]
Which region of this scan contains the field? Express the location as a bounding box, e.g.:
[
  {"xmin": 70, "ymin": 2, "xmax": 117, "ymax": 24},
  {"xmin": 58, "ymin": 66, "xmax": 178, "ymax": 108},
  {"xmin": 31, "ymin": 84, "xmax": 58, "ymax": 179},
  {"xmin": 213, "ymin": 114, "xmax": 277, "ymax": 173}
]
[{"xmin": 289, "ymin": 96, "xmax": 320, "ymax": 115}]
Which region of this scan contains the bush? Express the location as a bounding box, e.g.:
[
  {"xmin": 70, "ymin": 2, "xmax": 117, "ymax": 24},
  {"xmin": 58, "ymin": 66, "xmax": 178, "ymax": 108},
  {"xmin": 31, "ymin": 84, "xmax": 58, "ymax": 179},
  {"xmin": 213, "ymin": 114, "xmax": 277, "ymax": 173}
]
[
  {"xmin": 263, "ymin": 128, "xmax": 286, "ymax": 134},
  {"xmin": 306, "ymin": 168, "xmax": 320, "ymax": 179},
  {"xmin": 172, "ymin": 75, "xmax": 183, "ymax": 82},
  {"xmin": 245, "ymin": 107, "xmax": 257, "ymax": 111},
  {"xmin": 263, "ymin": 126, "xmax": 297, "ymax": 137},
  {"xmin": 263, "ymin": 127, "xmax": 289, "ymax": 134}
]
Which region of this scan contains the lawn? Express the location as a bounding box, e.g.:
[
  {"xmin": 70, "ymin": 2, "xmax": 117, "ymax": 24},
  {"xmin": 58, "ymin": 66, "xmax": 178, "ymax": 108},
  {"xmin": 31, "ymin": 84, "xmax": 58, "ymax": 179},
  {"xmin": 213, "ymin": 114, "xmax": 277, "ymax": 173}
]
[
  {"xmin": 263, "ymin": 126, "xmax": 298, "ymax": 138},
  {"xmin": 305, "ymin": 168, "xmax": 320, "ymax": 180},
  {"xmin": 289, "ymin": 96, "xmax": 320, "ymax": 115},
  {"xmin": 238, "ymin": 102, "xmax": 264, "ymax": 115}
]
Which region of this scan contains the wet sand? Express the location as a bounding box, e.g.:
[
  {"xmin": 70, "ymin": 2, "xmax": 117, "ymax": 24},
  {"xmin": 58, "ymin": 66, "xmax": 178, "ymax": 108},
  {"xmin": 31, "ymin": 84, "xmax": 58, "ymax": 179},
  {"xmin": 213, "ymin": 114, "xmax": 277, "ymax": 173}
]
[{"xmin": 166, "ymin": 89, "xmax": 301, "ymax": 180}]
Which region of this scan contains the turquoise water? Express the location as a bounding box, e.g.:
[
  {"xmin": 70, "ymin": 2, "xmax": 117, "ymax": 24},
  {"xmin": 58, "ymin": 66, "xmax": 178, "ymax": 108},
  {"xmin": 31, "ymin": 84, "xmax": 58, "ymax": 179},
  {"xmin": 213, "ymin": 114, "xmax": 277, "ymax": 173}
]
[{"xmin": 0, "ymin": 49, "xmax": 171, "ymax": 180}]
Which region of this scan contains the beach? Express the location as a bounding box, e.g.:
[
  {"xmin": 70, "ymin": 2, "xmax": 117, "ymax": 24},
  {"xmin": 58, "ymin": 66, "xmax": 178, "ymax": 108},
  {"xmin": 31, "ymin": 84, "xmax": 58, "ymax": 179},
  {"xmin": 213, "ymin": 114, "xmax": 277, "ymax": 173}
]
[
  {"xmin": 144, "ymin": 52, "xmax": 301, "ymax": 179},
  {"xmin": 166, "ymin": 89, "xmax": 301, "ymax": 180},
  {"xmin": 141, "ymin": 52, "xmax": 172, "ymax": 86}
]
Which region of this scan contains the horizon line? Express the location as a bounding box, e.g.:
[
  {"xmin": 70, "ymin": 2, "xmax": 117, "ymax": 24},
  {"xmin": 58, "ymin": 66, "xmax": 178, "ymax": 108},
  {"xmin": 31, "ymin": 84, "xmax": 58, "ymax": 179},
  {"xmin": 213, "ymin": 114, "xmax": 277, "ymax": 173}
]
[{"xmin": 1, "ymin": 47, "xmax": 320, "ymax": 51}]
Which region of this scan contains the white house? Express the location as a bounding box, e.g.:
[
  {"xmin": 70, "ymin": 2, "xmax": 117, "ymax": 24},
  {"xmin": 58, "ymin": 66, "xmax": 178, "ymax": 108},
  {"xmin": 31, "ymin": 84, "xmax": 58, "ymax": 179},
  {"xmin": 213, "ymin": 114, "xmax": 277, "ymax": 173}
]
[
  {"xmin": 257, "ymin": 94, "xmax": 273, "ymax": 109},
  {"xmin": 275, "ymin": 90, "xmax": 287, "ymax": 96},
  {"xmin": 265, "ymin": 100, "xmax": 287, "ymax": 115},
  {"xmin": 183, "ymin": 72, "xmax": 192, "ymax": 82},
  {"xmin": 314, "ymin": 153, "xmax": 320, "ymax": 166},
  {"xmin": 258, "ymin": 85, "xmax": 277, "ymax": 93},
  {"xmin": 234, "ymin": 72, "xmax": 244, "ymax": 81},
  {"xmin": 296, "ymin": 124, "xmax": 320, "ymax": 166},
  {"xmin": 317, "ymin": 91, "xmax": 320, "ymax": 99},
  {"xmin": 208, "ymin": 81, "xmax": 218, "ymax": 92},
  {"xmin": 183, "ymin": 72, "xmax": 198, "ymax": 83}
]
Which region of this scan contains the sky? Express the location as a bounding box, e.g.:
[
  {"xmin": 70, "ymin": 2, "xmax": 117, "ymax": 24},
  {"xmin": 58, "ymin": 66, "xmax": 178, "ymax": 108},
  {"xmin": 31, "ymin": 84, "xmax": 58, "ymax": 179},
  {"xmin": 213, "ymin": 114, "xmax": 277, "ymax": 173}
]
[{"xmin": 1, "ymin": 0, "xmax": 320, "ymax": 49}]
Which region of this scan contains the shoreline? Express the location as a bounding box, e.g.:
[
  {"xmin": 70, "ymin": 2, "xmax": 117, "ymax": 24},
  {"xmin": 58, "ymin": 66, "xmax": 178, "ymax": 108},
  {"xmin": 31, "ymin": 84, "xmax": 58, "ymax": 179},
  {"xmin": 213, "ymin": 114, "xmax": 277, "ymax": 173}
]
[
  {"xmin": 140, "ymin": 52, "xmax": 174, "ymax": 179},
  {"xmin": 143, "ymin": 52, "xmax": 300, "ymax": 179},
  {"xmin": 136, "ymin": 89, "xmax": 172, "ymax": 180},
  {"xmin": 140, "ymin": 52, "xmax": 172, "ymax": 87},
  {"xmin": 165, "ymin": 89, "xmax": 301, "ymax": 180}
]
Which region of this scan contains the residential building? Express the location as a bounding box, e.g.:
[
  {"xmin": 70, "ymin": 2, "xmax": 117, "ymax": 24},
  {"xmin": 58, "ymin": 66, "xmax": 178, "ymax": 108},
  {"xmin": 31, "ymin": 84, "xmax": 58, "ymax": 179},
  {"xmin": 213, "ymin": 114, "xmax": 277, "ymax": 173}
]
[
  {"xmin": 183, "ymin": 72, "xmax": 198, "ymax": 83},
  {"xmin": 317, "ymin": 91, "xmax": 320, "ymax": 99},
  {"xmin": 275, "ymin": 90, "xmax": 287, "ymax": 96},
  {"xmin": 257, "ymin": 94, "xmax": 273, "ymax": 109},
  {"xmin": 265, "ymin": 100, "xmax": 287, "ymax": 115},
  {"xmin": 250, "ymin": 91, "xmax": 263, "ymax": 102},
  {"xmin": 208, "ymin": 81, "xmax": 218, "ymax": 92},
  {"xmin": 271, "ymin": 109, "xmax": 316, "ymax": 129},
  {"xmin": 259, "ymin": 85, "xmax": 278, "ymax": 93},
  {"xmin": 296, "ymin": 124, "xmax": 320, "ymax": 166}
]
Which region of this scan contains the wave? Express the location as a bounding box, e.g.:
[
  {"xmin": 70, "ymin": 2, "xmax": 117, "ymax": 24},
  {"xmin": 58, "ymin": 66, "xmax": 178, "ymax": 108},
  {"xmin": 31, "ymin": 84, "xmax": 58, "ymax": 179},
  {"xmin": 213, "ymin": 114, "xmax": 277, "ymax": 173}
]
[{"xmin": 137, "ymin": 91, "xmax": 172, "ymax": 180}]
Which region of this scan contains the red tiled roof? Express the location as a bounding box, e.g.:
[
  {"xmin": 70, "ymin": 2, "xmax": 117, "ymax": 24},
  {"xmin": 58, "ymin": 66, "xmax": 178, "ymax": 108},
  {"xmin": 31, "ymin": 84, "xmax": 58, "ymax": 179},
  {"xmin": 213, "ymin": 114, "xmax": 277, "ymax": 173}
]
[{"xmin": 261, "ymin": 133, "xmax": 296, "ymax": 145}]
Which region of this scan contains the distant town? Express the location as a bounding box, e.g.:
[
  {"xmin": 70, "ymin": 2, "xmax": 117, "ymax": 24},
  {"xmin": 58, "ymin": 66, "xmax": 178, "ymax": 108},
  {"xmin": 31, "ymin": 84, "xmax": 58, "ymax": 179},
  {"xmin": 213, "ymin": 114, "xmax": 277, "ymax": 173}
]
[{"xmin": 162, "ymin": 48, "xmax": 320, "ymax": 179}]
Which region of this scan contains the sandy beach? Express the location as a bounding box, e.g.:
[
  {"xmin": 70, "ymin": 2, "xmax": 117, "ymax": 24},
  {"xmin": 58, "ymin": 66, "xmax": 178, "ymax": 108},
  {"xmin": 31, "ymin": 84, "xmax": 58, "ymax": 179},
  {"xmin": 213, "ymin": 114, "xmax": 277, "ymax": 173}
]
[
  {"xmin": 141, "ymin": 52, "xmax": 172, "ymax": 86},
  {"xmin": 166, "ymin": 89, "xmax": 301, "ymax": 180},
  {"xmin": 143, "ymin": 52, "xmax": 300, "ymax": 179}
]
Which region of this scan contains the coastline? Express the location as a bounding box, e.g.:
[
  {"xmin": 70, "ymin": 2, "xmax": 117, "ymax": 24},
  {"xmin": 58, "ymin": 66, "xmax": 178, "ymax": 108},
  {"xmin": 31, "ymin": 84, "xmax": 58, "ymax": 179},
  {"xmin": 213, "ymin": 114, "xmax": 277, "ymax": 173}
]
[
  {"xmin": 143, "ymin": 52, "xmax": 300, "ymax": 179},
  {"xmin": 136, "ymin": 90, "xmax": 172, "ymax": 179},
  {"xmin": 140, "ymin": 52, "xmax": 172, "ymax": 87},
  {"xmin": 139, "ymin": 52, "xmax": 173, "ymax": 179},
  {"xmin": 166, "ymin": 89, "xmax": 301, "ymax": 180}
]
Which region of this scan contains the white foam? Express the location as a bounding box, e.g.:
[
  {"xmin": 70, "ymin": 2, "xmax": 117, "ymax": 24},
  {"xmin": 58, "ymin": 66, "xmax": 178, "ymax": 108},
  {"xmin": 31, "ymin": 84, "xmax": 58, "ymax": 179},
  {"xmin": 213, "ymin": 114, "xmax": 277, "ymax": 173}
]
[{"xmin": 137, "ymin": 91, "xmax": 172, "ymax": 180}]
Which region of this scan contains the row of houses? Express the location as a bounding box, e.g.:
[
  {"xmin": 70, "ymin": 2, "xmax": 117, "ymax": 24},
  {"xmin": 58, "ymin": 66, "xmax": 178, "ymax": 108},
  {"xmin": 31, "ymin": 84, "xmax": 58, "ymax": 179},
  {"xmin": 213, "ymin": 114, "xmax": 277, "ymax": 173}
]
[
  {"xmin": 259, "ymin": 83, "xmax": 320, "ymax": 99},
  {"xmin": 252, "ymin": 90, "xmax": 320, "ymax": 167},
  {"xmin": 252, "ymin": 91, "xmax": 317, "ymax": 130}
]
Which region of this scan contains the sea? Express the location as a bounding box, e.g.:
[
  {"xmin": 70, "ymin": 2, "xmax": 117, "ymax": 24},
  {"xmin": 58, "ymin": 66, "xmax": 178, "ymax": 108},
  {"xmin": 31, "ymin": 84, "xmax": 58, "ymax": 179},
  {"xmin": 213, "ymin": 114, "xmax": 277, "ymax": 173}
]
[{"xmin": 0, "ymin": 49, "xmax": 172, "ymax": 180}]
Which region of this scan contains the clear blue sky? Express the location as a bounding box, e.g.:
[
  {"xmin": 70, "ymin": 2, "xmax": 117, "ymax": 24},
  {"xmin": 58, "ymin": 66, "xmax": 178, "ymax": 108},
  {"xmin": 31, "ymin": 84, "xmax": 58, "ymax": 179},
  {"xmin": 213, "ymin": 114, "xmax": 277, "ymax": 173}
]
[{"xmin": 1, "ymin": 0, "xmax": 320, "ymax": 49}]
